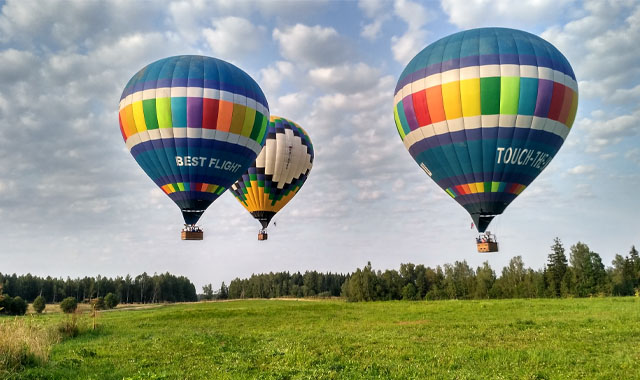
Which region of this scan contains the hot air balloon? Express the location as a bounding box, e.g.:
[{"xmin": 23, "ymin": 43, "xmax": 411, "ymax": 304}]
[
  {"xmin": 229, "ymin": 116, "xmax": 314, "ymax": 240},
  {"xmin": 393, "ymin": 28, "xmax": 578, "ymax": 252},
  {"xmin": 119, "ymin": 55, "xmax": 269, "ymax": 240}
]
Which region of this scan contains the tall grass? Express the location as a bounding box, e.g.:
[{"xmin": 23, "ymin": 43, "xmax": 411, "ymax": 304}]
[{"xmin": 0, "ymin": 317, "xmax": 59, "ymax": 375}]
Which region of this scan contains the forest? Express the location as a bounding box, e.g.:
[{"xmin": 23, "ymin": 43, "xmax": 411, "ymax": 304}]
[
  {"xmin": 222, "ymin": 240, "xmax": 640, "ymax": 301},
  {"xmin": 0, "ymin": 271, "xmax": 197, "ymax": 304},
  {"xmin": 2, "ymin": 240, "xmax": 638, "ymax": 304}
]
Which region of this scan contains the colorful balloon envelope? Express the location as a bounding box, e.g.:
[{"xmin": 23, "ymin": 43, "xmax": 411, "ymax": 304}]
[
  {"xmin": 393, "ymin": 28, "xmax": 578, "ymax": 232},
  {"xmin": 230, "ymin": 116, "xmax": 314, "ymax": 238},
  {"xmin": 119, "ymin": 55, "xmax": 269, "ymax": 234}
]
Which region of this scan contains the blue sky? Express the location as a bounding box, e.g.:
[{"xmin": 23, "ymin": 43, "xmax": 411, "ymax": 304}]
[{"xmin": 0, "ymin": 0, "xmax": 638, "ymax": 290}]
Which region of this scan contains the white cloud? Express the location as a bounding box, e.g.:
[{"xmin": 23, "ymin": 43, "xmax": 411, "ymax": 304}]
[
  {"xmin": 441, "ymin": 0, "xmax": 576, "ymax": 29},
  {"xmin": 361, "ymin": 19, "xmax": 385, "ymax": 40},
  {"xmin": 258, "ymin": 61, "xmax": 296, "ymax": 94},
  {"xmin": 203, "ymin": 17, "xmax": 265, "ymax": 61},
  {"xmin": 358, "ymin": 0, "xmax": 390, "ymax": 40},
  {"xmin": 390, "ymin": 30, "xmax": 428, "ymax": 64},
  {"xmin": 0, "ymin": 49, "xmax": 39, "ymax": 84},
  {"xmin": 358, "ymin": 0, "xmax": 385, "ymax": 18},
  {"xmin": 270, "ymin": 91, "xmax": 311, "ymax": 122},
  {"xmin": 390, "ymin": 0, "xmax": 429, "ymax": 63},
  {"xmin": 309, "ymin": 63, "xmax": 381, "ymax": 94},
  {"xmin": 394, "ymin": 0, "xmax": 428, "ymax": 31},
  {"xmin": 579, "ymin": 110, "xmax": 640, "ymax": 153},
  {"xmin": 0, "ymin": 0, "xmax": 161, "ymax": 49},
  {"xmin": 541, "ymin": 1, "xmax": 640, "ymax": 103},
  {"xmin": 273, "ymin": 24, "xmax": 350, "ymax": 67},
  {"xmin": 567, "ymin": 165, "xmax": 596, "ymax": 175}
]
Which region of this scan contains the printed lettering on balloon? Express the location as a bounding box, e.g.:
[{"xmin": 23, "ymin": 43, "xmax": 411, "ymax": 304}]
[
  {"xmin": 175, "ymin": 156, "xmax": 242, "ymax": 172},
  {"xmin": 495, "ymin": 147, "xmax": 552, "ymax": 170}
]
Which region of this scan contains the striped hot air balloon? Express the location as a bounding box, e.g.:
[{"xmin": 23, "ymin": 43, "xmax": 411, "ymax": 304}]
[
  {"xmin": 393, "ymin": 28, "xmax": 578, "ymax": 233},
  {"xmin": 230, "ymin": 116, "xmax": 314, "ymax": 240},
  {"xmin": 119, "ymin": 55, "xmax": 269, "ymax": 239}
]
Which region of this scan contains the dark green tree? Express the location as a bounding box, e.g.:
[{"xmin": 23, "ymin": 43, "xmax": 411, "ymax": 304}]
[
  {"xmin": 60, "ymin": 297, "xmax": 78, "ymax": 313},
  {"xmin": 402, "ymin": 283, "xmax": 418, "ymax": 300},
  {"xmin": 104, "ymin": 292, "xmax": 120, "ymax": 309},
  {"xmin": 10, "ymin": 296, "xmax": 27, "ymax": 315},
  {"xmin": 569, "ymin": 242, "xmax": 606, "ymax": 296},
  {"xmin": 475, "ymin": 261, "xmax": 495, "ymax": 299},
  {"xmin": 202, "ymin": 284, "xmax": 214, "ymax": 300},
  {"xmin": 547, "ymin": 238, "xmax": 568, "ymax": 297},
  {"xmin": 33, "ymin": 295, "xmax": 46, "ymax": 314},
  {"xmin": 218, "ymin": 282, "xmax": 229, "ymax": 300}
]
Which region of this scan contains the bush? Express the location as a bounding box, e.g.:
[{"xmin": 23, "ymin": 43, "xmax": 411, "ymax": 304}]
[
  {"xmin": 59, "ymin": 297, "xmax": 78, "ymax": 314},
  {"xmin": 0, "ymin": 295, "xmax": 12, "ymax": 315},
  {"xmin": 58, "ymin": 313, "xmax": 82, "ymax": 338},
  {"xmin": 33, "ymin": 296, "xmax": 46, "ymax": 314},
  {"xmin": 104, "ymin": 293, "xmax": 120, "ymax": 309},
  {"xmin": 9, "ymin": 297, "xmax": 27, "ymax": 316},
  {"xmin": 93, "ymin": 297, "xmax": 106, "ymax": 310}
]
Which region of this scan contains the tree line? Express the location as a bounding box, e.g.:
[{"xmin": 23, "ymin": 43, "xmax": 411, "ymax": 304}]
[
  {"xmin": 341, "ymin": 240, "xmax": 639, "ymax": 301},
  {"xmin": 215, "ymin": 271, "xmax": 348, "ymax": 300},
  {"xmin": 0, "ymin": 272, "xmax": 197, "ymax": 304},
  {"xmin": 220, "ymin": 240, "xmax": 639, "ymax": 301}
]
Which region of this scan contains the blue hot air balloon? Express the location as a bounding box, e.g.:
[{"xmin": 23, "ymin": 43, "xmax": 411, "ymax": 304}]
[{"xmin": 119, "ymin": 55, "xmax": 269, "ymax": 239}]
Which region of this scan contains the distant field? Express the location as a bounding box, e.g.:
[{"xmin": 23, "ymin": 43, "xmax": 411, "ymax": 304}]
[{"xmin": 7, "ymin": 298, "xmax": 640, "ymax": 379}]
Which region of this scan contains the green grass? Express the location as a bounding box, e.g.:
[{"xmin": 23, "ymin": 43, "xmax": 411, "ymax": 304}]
[{"xmin": 5, "ymin": 298, "xmax": 640, "ymax": 379}]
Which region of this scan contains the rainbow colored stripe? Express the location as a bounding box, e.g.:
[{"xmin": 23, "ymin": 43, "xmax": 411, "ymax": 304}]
[
  {"xmin": 119, "ymin": 56, "xmax": 269, "ymax": 224},
  {"xmin": 393, "ymin": 28, "xmax": 578, "ymax": 230}
]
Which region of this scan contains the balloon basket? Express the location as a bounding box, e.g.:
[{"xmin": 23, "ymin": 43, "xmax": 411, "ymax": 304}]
[
  {"xmin": 258, "ymin": 231, "xmax": 268, "ymax": 241},
  {"xmin": 477, "ymin": 241, "xmax": 498, "ymax": 253},
  {"xmin": 181, "ymin": 230, "xmax": 203, "ymax": 240}
]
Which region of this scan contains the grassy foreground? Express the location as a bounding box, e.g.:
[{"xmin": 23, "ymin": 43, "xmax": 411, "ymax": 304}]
[{"xmin": 6, "ymin": 298, "xmax": 640, "ymax": 379}]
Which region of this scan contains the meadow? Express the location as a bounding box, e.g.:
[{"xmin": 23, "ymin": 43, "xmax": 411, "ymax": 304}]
[{"xmin": 2, "ymin": 298, "xmax": 639, "ymax": 379}]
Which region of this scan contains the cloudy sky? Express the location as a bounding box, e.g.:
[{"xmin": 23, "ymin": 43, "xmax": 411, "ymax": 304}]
[{"xmin": 1, "ymin": 0, "xmax": 638, "ymax": 289}]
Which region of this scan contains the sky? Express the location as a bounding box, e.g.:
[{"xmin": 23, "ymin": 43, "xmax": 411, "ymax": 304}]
[{"xmin": 1, "ymin": 0, "xmax": 638, "ymax": 290}]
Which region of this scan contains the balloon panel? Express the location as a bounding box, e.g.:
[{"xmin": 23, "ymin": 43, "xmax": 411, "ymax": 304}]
[
  {"xmin": 393, "ymin": 28, "xmax": 577, "ymax": 230},
  {"xmin": 230, "ymin": 116, "xmax": 314, "ymax": 222},
  {"xmin": 119, "ymin": 55, "xmax": 269, "ymax": 224}
]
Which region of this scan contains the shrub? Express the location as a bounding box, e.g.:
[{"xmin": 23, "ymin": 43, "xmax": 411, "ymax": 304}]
[
  {"xmin": 93, "ymin": 297, "xmax": 106, "ymax": 310},
  {"xmin": 9, "ymin": 297, "xmax": 27, "ymax": 316},
  {"xmin": 59, "ymin": 297, "xmax": 78, "ymax": 314},
  {"xmin": 58, "ymin": 313, "xmax": 81, "ymax": 338},
  {"xmin": 0, "ymin": 295, "xmax": 12, "ymax": 315},
  {"xmin": 32, "ymin": 296, "xmax": 46, "ymax": 314},
  {"xmin": 104, "ymin": 293, "xmax": 120, "ymax": 309}
]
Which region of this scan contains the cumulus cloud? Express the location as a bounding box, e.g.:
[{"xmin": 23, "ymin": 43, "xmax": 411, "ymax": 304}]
[
  {"xmin": 0, "ymin": 49, "xmax": 39, "ymax": 83},
  {"xmin": 441, "ymin": 0, "xmax": 576, "ymax": 30},
  {"xmin": 579, "ymin": 110, "xmax": 640, "ymax": 153},
  {"xmin": 541, "ymin": 1, "xmax": 640, "ymax": 103},
  {"xmin": 203, "ymin": 16, "xmax": 266, "ymax": 61},
  {"xmin": 258, "ymin": 61, "xmax": 296, "ymax": 94},
  {"xmin": 0, "ymin": 0, "xmax": 161, "ymax": 50},
  {"xmin": 390, "ymin": 0, "xmax": 429, "ymax": 63},
  {"xmin": 273, "ymin": 24, "xmax": 350, "ymax": 67},
  {"xmin": 358, "ymin": 0, "xmax": 390, "ymax": 40},
  {"xmin": 309, "ymin": 63, "xmax": 381, "ymax": 94},
  {"xmin": 269, "ymin": 91, "xmax": 312, "ymax": 122}
]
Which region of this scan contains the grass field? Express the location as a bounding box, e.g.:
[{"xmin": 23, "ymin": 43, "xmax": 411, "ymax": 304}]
[{"xmin": 4, "ymin": 298, "xmax": 640, "ymax": 379}]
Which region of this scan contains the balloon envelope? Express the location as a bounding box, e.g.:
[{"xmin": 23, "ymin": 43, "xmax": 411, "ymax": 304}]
[
  {"xmin": 119, "ymin": 55, "xmax": 269, "ymax": 225},
  {"xmin": 230, "ymin": 116, "xmax": 314, "ymax": 229},
  {"xmin": 393, "ymin": 28, "xmax": 578, "ymax": 232}
]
